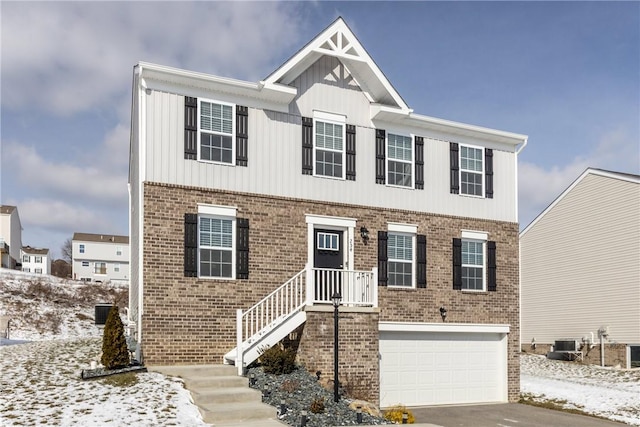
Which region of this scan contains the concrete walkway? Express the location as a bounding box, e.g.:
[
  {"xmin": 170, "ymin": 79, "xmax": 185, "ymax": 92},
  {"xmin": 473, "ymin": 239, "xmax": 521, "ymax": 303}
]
[{"xmin": 149, "ymin": 364, "xmax": 284, "ymax": 426}]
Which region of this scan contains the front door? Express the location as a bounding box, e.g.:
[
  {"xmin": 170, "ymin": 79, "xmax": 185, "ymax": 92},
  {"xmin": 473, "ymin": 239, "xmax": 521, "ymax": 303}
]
[{"xmin": 313, "ymin": 229, "xmax": 344, "ymax": 302}]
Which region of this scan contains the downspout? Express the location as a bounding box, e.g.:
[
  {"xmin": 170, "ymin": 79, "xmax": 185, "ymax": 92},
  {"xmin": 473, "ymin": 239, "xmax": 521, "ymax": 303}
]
[{"xmin": 515, "ymin": 137, "xmax": 528, "ymax": 353}]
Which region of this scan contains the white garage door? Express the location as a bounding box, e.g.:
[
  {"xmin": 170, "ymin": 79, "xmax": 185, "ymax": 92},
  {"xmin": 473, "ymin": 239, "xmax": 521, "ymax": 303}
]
[{"xmin": 380, "ymin": 330, "xmax": 507, "ymax": 407}]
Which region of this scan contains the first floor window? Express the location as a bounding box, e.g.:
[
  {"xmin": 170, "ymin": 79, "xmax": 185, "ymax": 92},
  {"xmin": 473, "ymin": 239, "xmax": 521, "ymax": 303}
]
[
  {"xmin": 199, "ymin": 216, "xmax": 233, "ymax": 278},
  {"xmin": 35, "ymin": 268, "xmax": 42, "ymax": 274},
  {"xmin": 388, "ymin": 233, "xmax": 413, "ymax": 287},
  {"xmin": 82, "ymin": 261, "xmax": 89, "ymax": 267},
  {"xmin": 460, "ymin": 145, "xmax": 483, "ymax": 196},
  {"xmin": 22, "ymin": 267, "xmax": 30, "ymax": 273},
  {"xmin": 114, "ymin": 263, "xmax": 120, "ymax": 272},
  {"xmin": 387, "ymin": 133, "xmax": 413, "ymax": 187},
  {"xmin": 462, "ymin": 240, "xmax": 484, "ymax": 290},
  {"xmin": 94, "ymin": 262, "xmax": 107, "ymax": 275},
  {"xmin": 199, "ymin": 100, "xmax": 234, "ymax": 164}
]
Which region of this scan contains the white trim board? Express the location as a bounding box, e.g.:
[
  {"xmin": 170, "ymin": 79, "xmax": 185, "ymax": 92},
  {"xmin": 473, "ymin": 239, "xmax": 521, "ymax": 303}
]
[{"xmin": 379, "ymin": 321, "xmax": 510, "ymax": 334}]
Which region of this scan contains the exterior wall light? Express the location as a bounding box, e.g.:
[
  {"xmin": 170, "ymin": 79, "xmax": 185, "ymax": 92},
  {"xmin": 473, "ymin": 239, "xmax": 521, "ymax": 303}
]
[
  {"xmin": 439, "ymin": 306, "xmax": 447, "ymax": 321},
  {"xmin": 360, "ymin": 227, "xmax": 370, "ymax": 243}
]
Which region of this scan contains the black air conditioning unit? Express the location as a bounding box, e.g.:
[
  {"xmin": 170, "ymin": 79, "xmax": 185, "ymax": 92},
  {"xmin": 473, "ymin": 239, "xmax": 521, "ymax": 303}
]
[
  {"xmin": 95, "ymin": 304, "xmax": 113, "ymax": 325},
  {"xmin": 554, "ymin": 340, "xmax": 579, "ymax": 352}
]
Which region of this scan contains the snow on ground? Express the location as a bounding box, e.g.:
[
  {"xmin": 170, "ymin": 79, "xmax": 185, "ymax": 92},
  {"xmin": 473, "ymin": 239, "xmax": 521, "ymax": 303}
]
[{"xmin": 521, "ymin": 353, "xmax": 640, "ymax": 425}]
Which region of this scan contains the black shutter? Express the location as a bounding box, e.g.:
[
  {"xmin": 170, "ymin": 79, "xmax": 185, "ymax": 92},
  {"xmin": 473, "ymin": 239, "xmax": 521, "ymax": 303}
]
[
  {"xmin": 452, "ymin": 238, "xmax": 462, "ymax": 290},
  {"xmin": 302, "ymin": 117, "xmax": 313, "ymax": 175},
  {"xmin": 377, "ymin": 231, "xmax": 388, "ymax": 286},
  {"xmin": 415, "ymin": 136, "xmax": 424, "ymax": 190},
  {"xmin": 184, "ymin": 97, "xmax": 198, "ymax": 160},
  {"xmin": 417, "ymin": 234, "xmax": 427, "ymax": 288},
  {"xmin": 236, "ymin": 106, "xmax": 248, "ymax": 167},
  {"xmin": 184, "ymin": 213, "xmax": 198, "ymax": 277},
  {"xmin": 485, "ymin": 148, "xmax": 493, "ymax": 198},
  {"xmin": 346, "ymin": 124, "xmax": 356, "ymax": 181},
  {"xmin": 450, "ymin": 142, "xmax": 459, "ymax": 194},
  {"xmin": 375, "ymin": 129, "xmax": 386, "ymax": 184},
  {"xmin": 237, "ymin": 218, "xmax": 249, "ymax": 279},
  {"xmin": 487, "ymin": 241, "xmax": 496, "ymax": 291}
]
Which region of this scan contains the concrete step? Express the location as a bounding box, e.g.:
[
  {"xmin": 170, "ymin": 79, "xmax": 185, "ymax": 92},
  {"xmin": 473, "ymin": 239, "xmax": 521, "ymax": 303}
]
[
  {"xmin": 185, "ymin": 375, "xmax": 248, "ymax": 389},
  {"xmin": 149, "ymin": 364, "xmax": 236, "ymax": 378},
  {"xmin": 199, "ymin": 400, "xmax": 276, "ymax": 423},
  {"xmin": 214, "ymin": 419, "xmax": 285, "ymax": 427},
  {"xmin": 191, "ymin": 386, "xmax": 263, "ymax": 405}
]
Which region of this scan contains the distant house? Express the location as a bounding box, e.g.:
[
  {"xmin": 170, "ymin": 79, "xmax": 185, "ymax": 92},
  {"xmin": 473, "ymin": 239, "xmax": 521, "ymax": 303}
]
[
  {"xmin": 20, "ymin": 246, "xmax": 51, "ymax": 275},
  {"xmin": 72, "ymin": 233, "xmax": 130, "ymax": 284},
  {"xmin": 0, "ymin": 205, "xmax": 23, "ymax": 269},
  {"xmin": 521, "ymin": 168, "xmax": 640, "ymax": 368}
]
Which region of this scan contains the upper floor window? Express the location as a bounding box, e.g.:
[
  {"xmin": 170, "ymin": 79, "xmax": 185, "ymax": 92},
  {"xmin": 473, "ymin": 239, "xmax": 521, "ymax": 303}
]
[
  {"xmin": 387, "ymin": 133, "xmax": 413, "ymax": 188},
  {"xmin": 460, "ymin": 145, "xmax": 484, "ymax": 196},
  {"xmin": 23, "ymin": 255, "xmax": 29, "ymax": 263},
  {"xmin": 313, "ymin": 112, "xmax": 346, "ymax": 179},
  {"xmin": 79, "ymin": 244, "xmax": 85, "ymax": 254},
  {"xmin": 116, "ymin": 246, "xmax": 122, "ymax": 256},
  {"xmin": 199, "ymin": 215, "xmax": 235, "ymax": 279},
  {"xmin": 35, "ymin": 256, "xmax": 42, "ymax": 263},
  {"xmin": 198, "ymin": 99, "xmax": 234, "ymax": 164}
]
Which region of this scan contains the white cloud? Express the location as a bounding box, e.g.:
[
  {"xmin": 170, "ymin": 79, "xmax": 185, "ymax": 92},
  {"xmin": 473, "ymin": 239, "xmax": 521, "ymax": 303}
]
[{"xmin": 15, "ymin": 198, "xmax": 115, "ymax": 233}]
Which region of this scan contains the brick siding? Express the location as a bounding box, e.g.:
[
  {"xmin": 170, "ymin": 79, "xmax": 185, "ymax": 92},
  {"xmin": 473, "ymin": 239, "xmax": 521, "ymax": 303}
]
[{"xmin": 142, "ymin": 182, "xmax": 520, "ymax": 402}]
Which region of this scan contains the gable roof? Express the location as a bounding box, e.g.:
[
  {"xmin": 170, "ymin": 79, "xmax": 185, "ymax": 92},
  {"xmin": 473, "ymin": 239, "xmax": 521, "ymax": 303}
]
[
  {"xmin": 22, "ymin": 246, "xmax": 49, "ymax": 255},
  {"xmin": 520, "ymin": 168, "xmax": 640, "ymax": 237},
  {"xmin": 73, "ymin": 232, "xmax": 129, "ymax": 244},
  {"xmin": 0, "ymin": 205, "xmax": 16, "ymax": 215},
  {"xmin": 264, "ymin": 17, "xmax": 409, "ymax": 111}
]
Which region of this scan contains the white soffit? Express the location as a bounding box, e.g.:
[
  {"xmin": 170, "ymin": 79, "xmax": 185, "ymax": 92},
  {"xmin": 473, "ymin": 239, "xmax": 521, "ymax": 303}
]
[
  {"xmin": 379, "ymin": 321, "xmax": 510, "ymax": 334},
  {"xmin": 263, "ymin": 17, "xmax": 410, "ymax": 111}
]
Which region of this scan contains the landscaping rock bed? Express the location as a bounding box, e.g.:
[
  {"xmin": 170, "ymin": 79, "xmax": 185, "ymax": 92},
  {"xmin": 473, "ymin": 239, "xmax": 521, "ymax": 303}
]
[{"xmin": 247, "ymin": 366, "xmax": 392, "ymax": 426}]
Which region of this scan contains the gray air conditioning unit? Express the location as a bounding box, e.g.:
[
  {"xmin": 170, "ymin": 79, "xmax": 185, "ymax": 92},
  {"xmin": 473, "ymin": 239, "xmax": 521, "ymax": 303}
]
[{"xmin": 554, "ymin": 339, "xmax": 579, "ymax": 352}]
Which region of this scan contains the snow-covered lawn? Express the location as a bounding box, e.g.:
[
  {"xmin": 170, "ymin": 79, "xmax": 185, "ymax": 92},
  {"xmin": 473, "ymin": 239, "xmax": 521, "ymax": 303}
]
[{"xmin": 521, "ymin": 353, "xmax": 640, "ymax": 425}]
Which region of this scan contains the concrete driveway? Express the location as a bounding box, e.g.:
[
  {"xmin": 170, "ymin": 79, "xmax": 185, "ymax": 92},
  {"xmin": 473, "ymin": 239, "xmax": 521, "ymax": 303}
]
[{"xmin": 411, "ymin": 403, "xmax": 627, "ymax": 427}]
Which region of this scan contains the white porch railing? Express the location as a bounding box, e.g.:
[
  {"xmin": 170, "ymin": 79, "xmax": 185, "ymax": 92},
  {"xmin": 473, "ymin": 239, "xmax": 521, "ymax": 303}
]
[{"xmin": 230, "ymin": 265, "xmax": 377, "ymax": 374}]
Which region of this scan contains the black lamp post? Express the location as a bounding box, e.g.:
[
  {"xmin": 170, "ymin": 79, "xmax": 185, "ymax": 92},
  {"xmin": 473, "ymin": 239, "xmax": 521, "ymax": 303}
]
[{"xmin": 331, "ymin": 292, "xmax": 341, "ymax": 403}]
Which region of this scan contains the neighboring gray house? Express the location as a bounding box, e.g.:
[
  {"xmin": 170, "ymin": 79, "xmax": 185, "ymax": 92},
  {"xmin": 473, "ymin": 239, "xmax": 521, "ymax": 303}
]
[
  {"xmin": 0, "ymin": 205, "xmax": 23, "ymax": 269},
  {"xmin": 72, "ymin": 233, "xmax": 130, "ymax": 285},
  {"xmin": 21, "ymin": 246, "xmax": 51, "ymax": 275},
  {"xmin": 129, "ymin": 17, "xmax": 528, "ymax": 406},
  {"xmin": 521, "ymin": 168, "xmax": 640, "ymax": 368}
]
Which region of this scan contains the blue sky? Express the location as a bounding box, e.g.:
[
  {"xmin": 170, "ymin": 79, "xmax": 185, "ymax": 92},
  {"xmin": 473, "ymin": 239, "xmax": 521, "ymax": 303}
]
[{"xmin": 1, "ymin": 1, "xmax": 638, "ymax": 258}]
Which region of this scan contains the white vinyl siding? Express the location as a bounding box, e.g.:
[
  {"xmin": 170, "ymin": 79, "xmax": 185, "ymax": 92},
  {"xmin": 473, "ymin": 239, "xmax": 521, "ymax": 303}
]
[
  {"xmin": 199, "ymin": 216, "xmax": 234, "ymax": 279},
  {"xmin": 387, "ymin": 133, "xmax": 413, "ymax": 188},
  {"xmin": 198, "ymin": 99, "xmax": 234, "ymax": 164},
  {"xmin": 521, "ymin": 172, "xmax": 640, "ymax": 345},
  {"xmin": 460, "ymin": 145, "xmax": 484, "ymax": 196}
]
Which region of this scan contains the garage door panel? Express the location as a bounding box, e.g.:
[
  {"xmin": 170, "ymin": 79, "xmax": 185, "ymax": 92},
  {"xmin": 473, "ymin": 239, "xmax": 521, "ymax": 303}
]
[{"xmin": 380, "ymin": 330, "xmax": 507, "ymax": 407}]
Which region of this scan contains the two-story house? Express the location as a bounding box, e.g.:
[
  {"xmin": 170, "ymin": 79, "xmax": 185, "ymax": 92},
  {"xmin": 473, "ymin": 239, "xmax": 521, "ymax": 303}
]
[
  {"xmin": 0, "ymin": 205, "xmax": 23, "ymax": 269},
  {"xmin": 129, "ymin": 18, "xmax": 527, "ymax": 407},
  {"xmin": 21, "ymin": 246, "xmax": 51, "ymax": 275},
  {"xmin": 72, "ymin": 232, "xmax": 130, "ymax": 285}
]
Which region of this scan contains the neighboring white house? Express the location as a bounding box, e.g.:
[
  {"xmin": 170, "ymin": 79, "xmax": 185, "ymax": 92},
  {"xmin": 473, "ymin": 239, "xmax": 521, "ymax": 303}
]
[
  {"xmin": 20, "ymin": 246, "xmax": 51, "ymax": 275},
  {"xmin": 0, "ymin": 205, "xmax": 23, "ymax": 269},
  {"xmin": 521, "ymin": 168, "xmax": 640, "ymax": 368},
  {"xmin": 72, "ymin": 233, "xmax": 130, "ymax": 284}
]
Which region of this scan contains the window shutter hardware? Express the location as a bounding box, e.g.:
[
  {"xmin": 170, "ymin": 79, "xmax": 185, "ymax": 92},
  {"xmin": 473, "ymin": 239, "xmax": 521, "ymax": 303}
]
[
  {"xmin": 236, "ymin": 106, "xmax": 248, "ymax": 167},
  {"xmin": 184, "ymin": 97, "xmax": 198, "ymax": 160},
  {"xmin": 375, "ymin": 129, "xmax": 386, "ymax": 184},
  {"xmin": 302, "ymin": 117, "xmax": 313, "ymax": 175},
  {"xmin": 237, "ymin": 218, "xmax": 250, "ymax": 279},
  {"xmin": 346, "ymin": 124, "xmax": 356, "ymax": 181},
  {"xmin": 487, "ymin": 240, "xmax": 496, "ymax": 291},
  {"xmin": 415, "ymin": 136, "xmax": 424, "ymax": 190},
  {"xmin": 417, "ymin": 234, "xmax": 427, "ymax": 288},
  {"xmin": 452, "ymin": 238, "xmax": 462, "ymax": 290},
  {"xmin": 184, "ymin": 213, "xmax": 198, "ymax": 277},
  {"xmin": 377, "ymin": 230, "xmax": 388, "ymax": 286},
  {"xmin": 450, "ymin": 142, "xmax": 459, "ymax": 194},
  {"xmin": 485, "ymin": 148, "xmax": 494, "ymax": 198}
]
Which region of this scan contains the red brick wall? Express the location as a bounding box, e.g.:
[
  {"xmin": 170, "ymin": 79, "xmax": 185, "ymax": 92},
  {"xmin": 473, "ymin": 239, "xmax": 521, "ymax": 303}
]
[{"xmin": 141, "ymin": 182, "xmax": 520, "ymax": 401}]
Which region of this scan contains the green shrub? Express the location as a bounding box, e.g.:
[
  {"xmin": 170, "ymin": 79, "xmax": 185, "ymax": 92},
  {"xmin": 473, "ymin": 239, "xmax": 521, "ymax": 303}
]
[
  {"xmin": 384, "ymin": 405, "xmax": 415, "ymax": 424},
  {"xmin": 101, "ymin": 305, "xmax": 130, "ymax": 369},
  {"xmin": 259, "ymin": 345, "xmax": 296, "ymax": 375}
]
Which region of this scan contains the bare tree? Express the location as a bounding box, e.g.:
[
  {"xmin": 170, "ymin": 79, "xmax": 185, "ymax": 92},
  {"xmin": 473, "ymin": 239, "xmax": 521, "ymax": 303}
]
[{"xmin": 61, "ymin": 238, "xmax": 73, "ymax": 263}]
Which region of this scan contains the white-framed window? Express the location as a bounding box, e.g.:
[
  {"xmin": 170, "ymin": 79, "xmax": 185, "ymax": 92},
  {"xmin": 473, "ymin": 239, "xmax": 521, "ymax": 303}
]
[
  {"xmin": 94, "ymin": 262, "xmax": 107, "ymax": 275},
  {"xmin": 314, "ymin": 112, "xmax": 346, "ymax": 179},
  {"xmin": 35, "ymin": 268, "xmax": 42, "ymax": 274},
  {"xmin": 198, "ymin": 99, "xmax": 235, "ymax": 164},
  {"xmin": 462, "ymin": 239, "xmax": 485, "ymax": 291},
  {"xmin": 22, "ymin": 267, "xmax": 30, "ymax": 273},
  {"xmin": 23, "ymin": 255, "xmax": 29, "ymax": 263},
  {"xmin": 116, "ymin": 246, "xmax": 122, "ymax": 256},
  {"xmin": 317, "ymin": 232, "xmax": 340, "ymax": 251},
  {"xmin": 35, "ymin": 256, "xmax": 42, "ymax": 263},
  {"xmin": 387, "ymin": 224, "xmax": 417, "ymax": 288},
  {"xmin": 198, "ymin": 207, "xmax": 237, "ymax": 279},
  {"xmin": 460, "ymin": 145, "xmax": 484, "ymax": 196},
  {"xmin": 114, "ymin": 263, "xmax": 120, "ymax": 272},
  {"xmin": 387, "ymin": 133, "xmax": 413, "ymax": 188},
  {"xmin": 82, "ymin": 261, "xmax": 89, "ymax": 267},
  {"xmin": 79, "ymin": 244, "xmax": 85, "ymax": 254}
]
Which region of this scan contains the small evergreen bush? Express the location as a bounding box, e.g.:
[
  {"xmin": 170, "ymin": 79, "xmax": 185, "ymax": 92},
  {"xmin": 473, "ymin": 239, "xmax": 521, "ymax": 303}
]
[
  {"xmin": 384, "ymin": 405, "xmax": 415, "ymax": 424},
  {"xmin": 259, "ymin": 345, "xmax": 296, "ymax": 375},
  {"xmin": 101, "ymin": 305, "xmax": 130, "ymax": 369}
]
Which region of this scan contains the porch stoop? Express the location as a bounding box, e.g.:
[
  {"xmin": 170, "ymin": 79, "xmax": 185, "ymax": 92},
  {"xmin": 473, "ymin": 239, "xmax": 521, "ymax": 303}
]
[{"xmin": 149, "ymin": 364, "xmax": 284, "ymax": 426}]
